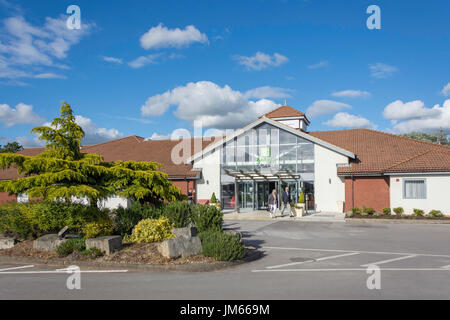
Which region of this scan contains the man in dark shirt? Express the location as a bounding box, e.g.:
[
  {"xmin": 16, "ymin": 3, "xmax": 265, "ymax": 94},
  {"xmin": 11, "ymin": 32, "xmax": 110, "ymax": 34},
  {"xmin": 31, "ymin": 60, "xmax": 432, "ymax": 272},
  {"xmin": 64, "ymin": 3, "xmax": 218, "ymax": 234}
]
[{"xmin": 281, "ymin": 187, "xmax": 295, "ymax": 217}]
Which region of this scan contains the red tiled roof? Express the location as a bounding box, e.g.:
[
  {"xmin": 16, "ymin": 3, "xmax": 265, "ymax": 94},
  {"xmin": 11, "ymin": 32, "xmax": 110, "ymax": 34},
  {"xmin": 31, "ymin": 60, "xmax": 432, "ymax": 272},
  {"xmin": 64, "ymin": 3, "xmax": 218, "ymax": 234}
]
[
  {"xmin": 261, "ymin": 105, "xmax": 306, "ymax": 119},
  {"xmin": 0, "ymin": 136, "xmax": 219, "ymax": 180},
  {"xmin": 309, "ymin": 129, "xmax": 450, "ymax": 175}
]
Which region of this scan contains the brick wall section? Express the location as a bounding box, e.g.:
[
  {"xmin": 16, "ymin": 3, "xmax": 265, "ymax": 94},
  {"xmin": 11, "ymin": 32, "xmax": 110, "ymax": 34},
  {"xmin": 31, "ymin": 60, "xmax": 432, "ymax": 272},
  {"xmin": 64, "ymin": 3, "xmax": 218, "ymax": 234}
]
[
  {"xmin": 171, "ymin": 180, "xmax": 196, "ymax": 202},
  {"xmin": 0, "ymin": 192, "xmax": 16, "ymax": 205},
  {"xmin": 345, "ymin": 176, "xmax": 390, "ymax": 213}
]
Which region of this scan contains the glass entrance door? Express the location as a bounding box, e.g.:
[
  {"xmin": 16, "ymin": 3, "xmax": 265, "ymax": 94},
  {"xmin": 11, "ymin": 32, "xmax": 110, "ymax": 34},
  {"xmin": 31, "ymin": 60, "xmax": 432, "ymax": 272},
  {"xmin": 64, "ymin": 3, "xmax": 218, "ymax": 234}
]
[
  {"xmin": 280, "ymin": 181, "xmax": 298, "ymax": 203},
  {"xmin": 238, "ymin": 181, "xmax": 254, "ymax": 210},
  {"xmin": 256, "ymin": 181, "xmax": 278, "ymax": 209}
]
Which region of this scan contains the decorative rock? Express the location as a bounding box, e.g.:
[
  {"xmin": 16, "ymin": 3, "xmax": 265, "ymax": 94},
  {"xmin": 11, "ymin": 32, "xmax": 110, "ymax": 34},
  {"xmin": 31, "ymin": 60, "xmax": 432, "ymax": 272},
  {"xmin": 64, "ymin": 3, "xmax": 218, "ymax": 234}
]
[
  {"xmin": 57, "ymin": 226, "xmax": 70, "ymax": 239},
  {"xmin": 172, "ymin": 226, "xmax": 197, "ymax": 239},
  {"xmin": 158, "ymin": 236, "xmax": 202, "ymax": 259},
  {"xmin": 0, "ymin": 237, "xmax": 15, "ymax": 249},
  {"xmin": 33, "ymin": 234, "xmax": 67, "ymax": 251},
  {"xmin": 85, "ymin": 235, "xmax": 122, "ymax": 255}
]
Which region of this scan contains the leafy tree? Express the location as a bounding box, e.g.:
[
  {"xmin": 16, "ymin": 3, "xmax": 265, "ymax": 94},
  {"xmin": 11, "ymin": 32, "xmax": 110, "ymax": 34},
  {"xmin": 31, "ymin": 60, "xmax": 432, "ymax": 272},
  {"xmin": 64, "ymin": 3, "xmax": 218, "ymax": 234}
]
[
  {"xmin": 0, "ymin": 102, "xmax": 182, "ymax": 206},
  {"xmin": 402, "ymin": 131, "xmax": 450, "ymax": 146},
  {"xmin": 0, "ymin": 142, "xmax": 23, "ymax": 153}
]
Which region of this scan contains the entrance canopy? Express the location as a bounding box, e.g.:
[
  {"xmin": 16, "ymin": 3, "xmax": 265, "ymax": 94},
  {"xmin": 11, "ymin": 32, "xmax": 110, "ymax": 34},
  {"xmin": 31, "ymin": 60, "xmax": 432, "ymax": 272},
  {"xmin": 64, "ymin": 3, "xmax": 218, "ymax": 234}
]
[{"xmin": 224, "ymin": 168, "xmax": 300, "ymax": 181}]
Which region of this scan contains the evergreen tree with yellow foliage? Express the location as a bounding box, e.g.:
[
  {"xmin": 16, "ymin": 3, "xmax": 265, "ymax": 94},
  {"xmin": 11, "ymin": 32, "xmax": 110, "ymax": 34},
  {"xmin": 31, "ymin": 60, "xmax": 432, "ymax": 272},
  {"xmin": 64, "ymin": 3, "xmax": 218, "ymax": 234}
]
[{"xmin": 0, "ymin": 102, "xmax": 181, "ymax": 206}]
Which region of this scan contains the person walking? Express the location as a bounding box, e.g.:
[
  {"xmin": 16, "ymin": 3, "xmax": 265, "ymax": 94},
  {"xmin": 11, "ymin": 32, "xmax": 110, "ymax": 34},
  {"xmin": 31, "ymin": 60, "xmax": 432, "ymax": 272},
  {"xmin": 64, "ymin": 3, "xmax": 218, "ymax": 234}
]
[
  {"xmin": 187, "ymin": 189, "xmax": 195, "ymax": 204},
  {"xmin": 268, "ymin": 189, "xmax": 277, "ymax": 218},
  {"xmin": 281, "ymin": 187, "xmax": 295, "ymax": 217}
]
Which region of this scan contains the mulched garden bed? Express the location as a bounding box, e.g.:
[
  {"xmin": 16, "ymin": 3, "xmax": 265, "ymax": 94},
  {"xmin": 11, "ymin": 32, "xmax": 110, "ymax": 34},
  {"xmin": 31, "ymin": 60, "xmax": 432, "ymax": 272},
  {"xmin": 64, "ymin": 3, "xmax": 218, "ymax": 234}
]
[{"xmin": 0, "ymin": 240, "xmax": 215, "ymax": 265}]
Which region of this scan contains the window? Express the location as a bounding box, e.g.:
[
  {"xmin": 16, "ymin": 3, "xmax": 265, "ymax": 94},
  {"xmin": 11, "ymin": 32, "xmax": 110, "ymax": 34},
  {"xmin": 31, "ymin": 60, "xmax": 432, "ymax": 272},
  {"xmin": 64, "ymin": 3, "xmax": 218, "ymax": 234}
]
[{"xmin": 403, "ymin": 179, "xmax": 426, "ymax": 199}]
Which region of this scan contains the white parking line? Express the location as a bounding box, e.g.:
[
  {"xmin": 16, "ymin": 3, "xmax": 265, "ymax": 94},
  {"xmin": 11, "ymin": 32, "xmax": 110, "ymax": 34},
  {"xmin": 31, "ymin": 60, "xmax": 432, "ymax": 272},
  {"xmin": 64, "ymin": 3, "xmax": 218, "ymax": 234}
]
[
  {"xmin": 0, "ymin": 265, "xmax": 35, "ymax": 272},
  {"xmin": 263, "ymin": 246, "xmax": 450, "ymax": 258},
  {"xmin": 267, "ymin": 252, "xmax": 359, "ymax": 269},
  {"xmin": 0, "ymin": 269, "xmax": 129, "ymax": 274},
  {"xmin": 361, "ymin": 255, "xmax": 417, "ymax": 267},
  {"xmin": 252, "ymin": 268, "xmax": 450, "ymax": 273}
]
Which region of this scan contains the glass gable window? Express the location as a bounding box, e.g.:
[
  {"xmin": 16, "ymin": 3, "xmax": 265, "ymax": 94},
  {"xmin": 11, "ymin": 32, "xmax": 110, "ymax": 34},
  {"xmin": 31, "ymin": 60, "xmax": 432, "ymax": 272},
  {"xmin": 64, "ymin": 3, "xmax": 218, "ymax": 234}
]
[{"xmin": 220, "ymin": 123, "xmax": 315, "ymax": 174}]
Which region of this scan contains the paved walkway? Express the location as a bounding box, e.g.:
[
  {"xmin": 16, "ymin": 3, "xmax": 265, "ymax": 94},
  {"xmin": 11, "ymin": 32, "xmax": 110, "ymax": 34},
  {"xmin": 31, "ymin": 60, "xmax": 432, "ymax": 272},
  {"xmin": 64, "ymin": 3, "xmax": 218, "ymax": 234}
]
[{"xmin": 223, "ymin": 210, "xmax": 346, "ymax": 222}]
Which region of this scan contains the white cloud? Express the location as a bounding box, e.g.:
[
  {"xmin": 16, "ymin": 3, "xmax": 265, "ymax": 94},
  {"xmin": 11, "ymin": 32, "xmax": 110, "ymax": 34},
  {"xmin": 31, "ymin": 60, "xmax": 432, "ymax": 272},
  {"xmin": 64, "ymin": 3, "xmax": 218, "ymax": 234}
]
[
  {"xmin": 331, "ymin": 90, "xmax": 371, "ymax": 98},
  {"xmin": 441, "ymin": 82, "xmax": 450, "ymax": 96},
  {"xmin": 0, "ymin": 103, "xmax": 44, "ymax": 127},
  {"xmin": 305, "ymin": 99, "xmax": 351, "ymax": 118},
  {"xmin": 141, "ymin": 81, "xmax": 279, "ymax": 129},
  {"xmin": 33, "ymin": 72, "xmax": 66, "ymax": 79},
  {"xmin": 0, "ymin": 15, "xmax": 93, "ymax": 81},
  {"xmin": 102, "ymin": 56, "xmax": 123, "ymax": 64},
  {"xmin": 369, "ymin": 63, "xmax": 398, "ymax": 78},
  {"xmin": 244, "ymin": 86, "xmax": 293, "ymax": 100},
  {"xmin": 140, "ymin": 24, "xmax": 208, "ymax": 50},
  {"xmin": 74, "ymin": 115, "xmax": 123, "ymax": 145},
  {"xmin": 234, "ymin": 52, "xmax": 288, "ymax": 71},
  {"xmin": 323, "ymin": 112, "xmax": 376, "ymax": 129},
  {"xmin": 128, "ymin": 54, "xmax": 161, "ymax": 69},
  {"xmin": 390, "ymin": 99, "xmax": 450, "ymax": 133},
  {"xmin": 383, "ymin": 100, "xmax": 441, "ymax": 121},
  {"xmin": 308, "ymin": 61, "xmax": 328, "ymax": 69},
  {"xmin": 15, "ymin": 135, "xmax": 44, "ymax": 148}
]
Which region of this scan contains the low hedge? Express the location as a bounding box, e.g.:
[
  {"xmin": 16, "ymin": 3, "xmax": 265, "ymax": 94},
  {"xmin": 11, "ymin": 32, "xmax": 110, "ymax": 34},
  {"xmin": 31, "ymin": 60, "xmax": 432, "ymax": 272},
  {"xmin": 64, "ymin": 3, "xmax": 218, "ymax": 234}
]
[
  {"xmin": 0, "ymin": 201, "xmax": 113, "ymax": 239},
  {"xmin": 198, "ymin": 231, "xmax": 245, "ymax": 261}
]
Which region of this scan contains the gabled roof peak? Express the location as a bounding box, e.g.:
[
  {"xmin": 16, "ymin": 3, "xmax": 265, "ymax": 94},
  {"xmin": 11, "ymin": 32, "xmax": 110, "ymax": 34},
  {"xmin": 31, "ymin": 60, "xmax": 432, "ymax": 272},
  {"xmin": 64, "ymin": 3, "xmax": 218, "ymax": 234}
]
[{"xmin": 261, "ymin": 105, "xmax": 306, "ymax": 119}]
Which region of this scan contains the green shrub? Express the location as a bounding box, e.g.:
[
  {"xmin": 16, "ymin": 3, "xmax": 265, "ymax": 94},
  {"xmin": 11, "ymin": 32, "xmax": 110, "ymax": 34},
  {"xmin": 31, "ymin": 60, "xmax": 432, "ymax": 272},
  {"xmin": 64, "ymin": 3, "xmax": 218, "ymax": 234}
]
[
  {"xmin": 298, "ymin": 191, "xmax": 305, "ymax": 204},
  {"xmin": 125, "ymin": 217, "xmax": 174, "ymax": 243},
  {"xmin": 351, "ymin": 207, "xmax": 361, "ymax": 214},
  {"xmin": 346, "ymin": 211, "xmax": 354, "ymax": 218},
  {"xmin": 428, "ymin": 210, "xmax": 444, "ymax": 218},
  {"xmin": 210, "ymin": 193, "xmax": 217, "ymax": 204},
  {"xmin": 413, "ymin": 209, "xmax": 425, "ymax": 217},
  {"xmin": 81, "ymin": 217, "xmax": 114, "ymax": 239},
  {"xmin": 382, "ymin": 208, "xmax": 391, "ymax": 215},
  {"xmin": 393, "ymin": 207, "xmax": 404, "ymax": 217},
  {"xmin": 0, "ymin": 203, "xmax": 38, "ymax": 239},
  {"xmin": 360, "ymin": 211, "xmax": 369, "ymax": 217},
  {"xmin": 199, "ymin": 231, "xmax": 245, "ymax": 261},
  {"xmin": 113, "ymin": 202, "xmax": 163, "ymax": 237},
  {"xmin": 362, "ymin": 206, "xmax": 375, "ymax": 215},
  {"xmin": 192, "ymin": 204, "xmax": 223, "ymax": 233},
  {"xmin": 163, "ymin": 201, "xmax": 192, "ymax": 228},
  {"xmin": 56, "ymin": 239, "xmax": 86, "ymax": 256},
  {"xmin": 373, "ymin": 212, "xmax": 381, "ymax": 217},
  {"xmin": 0, "ymin": 201, "xmax": 112, "ymax": 240},
  {"xmin": 81, "ymin": 247, "xmax": 104, "ymax": 259}
]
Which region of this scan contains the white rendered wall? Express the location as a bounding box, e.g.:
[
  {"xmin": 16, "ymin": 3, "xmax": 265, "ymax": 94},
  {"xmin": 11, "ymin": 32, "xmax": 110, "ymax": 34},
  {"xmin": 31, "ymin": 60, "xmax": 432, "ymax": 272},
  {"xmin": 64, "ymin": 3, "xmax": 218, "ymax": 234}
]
[
  {"xmin": 314, "ymin": 144, "xmax": 348, "ymax": 212},
  {"xmin": 193, "ymin": 147, "xmax": 221, "ymax": 202},
  {"xmin": 390, "ymin": 175, "xmax": 450, "ymax": 214}
]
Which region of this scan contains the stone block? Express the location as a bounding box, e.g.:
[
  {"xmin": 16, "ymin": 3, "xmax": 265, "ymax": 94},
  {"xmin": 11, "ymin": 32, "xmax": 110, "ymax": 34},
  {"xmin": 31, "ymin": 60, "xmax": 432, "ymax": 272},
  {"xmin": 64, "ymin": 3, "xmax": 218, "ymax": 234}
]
[
  {"xmin": 57, "ymin": 226, "xmax": 69, "ymax": 239},
  {"xmin": 85, "ymin": 235, "xmax": 122, "ymax": 255},
  {"xmin": 0, "ymin": 237, "xmax": 15, "ymax": 249},
  {"xmin": 172, "ymin": 226, "xmax": 197, "ymax": 239},
  {"xmin": 33, "ymin": 234, "xmax": 67, "ymax": 251},
  {"xmin": 158, "ymin": 236, "xmax": 202, "ymax": 259}
]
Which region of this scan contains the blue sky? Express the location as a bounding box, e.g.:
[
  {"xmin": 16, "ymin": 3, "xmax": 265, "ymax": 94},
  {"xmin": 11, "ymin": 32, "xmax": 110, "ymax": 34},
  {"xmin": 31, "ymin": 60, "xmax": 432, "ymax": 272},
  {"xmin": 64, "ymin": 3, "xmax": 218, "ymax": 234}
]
[{"xmin": 0, "ymin": 0, "xmax": 449, "ymax": 147}]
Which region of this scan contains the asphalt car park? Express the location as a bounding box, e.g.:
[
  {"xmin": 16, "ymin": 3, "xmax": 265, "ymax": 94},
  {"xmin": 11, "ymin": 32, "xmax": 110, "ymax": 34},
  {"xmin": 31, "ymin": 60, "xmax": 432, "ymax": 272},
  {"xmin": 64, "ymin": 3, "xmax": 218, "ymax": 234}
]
[{"xmin": 1, "ymin": 220, "xmax": 450, "ymax": 299}]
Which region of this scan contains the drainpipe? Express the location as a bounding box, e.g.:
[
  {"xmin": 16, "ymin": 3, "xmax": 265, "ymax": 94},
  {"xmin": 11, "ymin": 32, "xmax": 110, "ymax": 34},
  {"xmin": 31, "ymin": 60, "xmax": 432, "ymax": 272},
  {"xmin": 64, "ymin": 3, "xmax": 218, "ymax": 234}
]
[{"xmin": 351, "ymin": 175, "xmax": 355, "ymax": 209}]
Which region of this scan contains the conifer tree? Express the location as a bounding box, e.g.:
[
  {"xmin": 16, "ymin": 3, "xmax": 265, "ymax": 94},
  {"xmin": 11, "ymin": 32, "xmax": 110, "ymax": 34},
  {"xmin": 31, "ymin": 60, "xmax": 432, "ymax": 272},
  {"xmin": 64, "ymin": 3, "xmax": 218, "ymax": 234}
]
[{"xmin": 0, "ymin": 102, "xmax": 181, "ymax": 206}]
